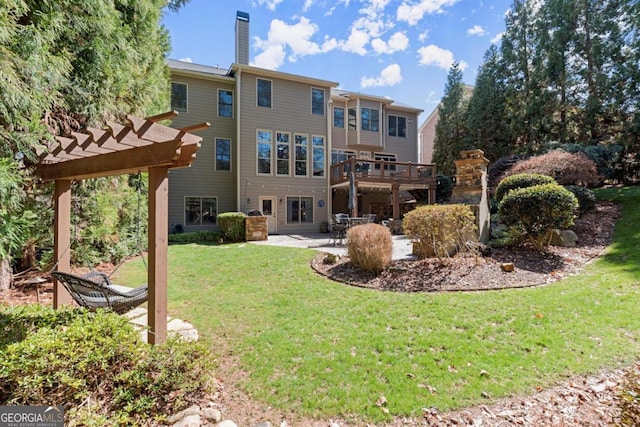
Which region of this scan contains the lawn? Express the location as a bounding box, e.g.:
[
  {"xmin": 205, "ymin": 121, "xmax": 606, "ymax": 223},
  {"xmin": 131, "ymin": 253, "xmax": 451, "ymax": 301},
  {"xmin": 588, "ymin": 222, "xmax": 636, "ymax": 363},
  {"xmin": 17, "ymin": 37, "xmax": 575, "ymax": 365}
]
[{"xmin": 115, "ymin": 186, "xmax": 640, "ymax": 424}]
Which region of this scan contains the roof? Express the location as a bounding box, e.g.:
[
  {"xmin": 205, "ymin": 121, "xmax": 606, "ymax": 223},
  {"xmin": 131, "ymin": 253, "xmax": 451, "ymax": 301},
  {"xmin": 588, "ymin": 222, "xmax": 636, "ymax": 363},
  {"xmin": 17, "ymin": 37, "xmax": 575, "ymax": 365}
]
[
  {"xmin": 331, "ymin": 88, "xmax": 423, "ymax": 113},
  {"xmin": 230, "ymin": 63, "xmax": 339, "ymax": 88},
  {"xmin": 168, "ymin": 59, "xmax": 234, "ymax": 82}
]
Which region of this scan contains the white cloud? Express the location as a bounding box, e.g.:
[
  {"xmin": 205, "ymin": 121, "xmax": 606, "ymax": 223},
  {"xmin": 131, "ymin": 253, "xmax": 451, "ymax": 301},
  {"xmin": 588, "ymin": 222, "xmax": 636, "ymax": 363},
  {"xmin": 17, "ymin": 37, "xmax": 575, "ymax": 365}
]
[
  {"xmin": 491, "ymin": 32, "xmax": 504, "ymax": 44},
  {"xmin": 418, "ymin": 29, "xmax": 430, "ymax": 42},
  {"xmin": 252, "ymin": 44, "xmax": 286, "ymax": 69},
  {"xmin": 467, "ymin": 25, "xmax": 487, "ymax": 36},
  {"xmin": 252, "ymin": 17, "xmax": 339, "ymax": 69},
  {"xmin": 397, "ymin": 0, "xmax": 461, "ymax": 25},
  {"xmin": 361, "ymin": 63, "xmax": 403, "ymax": 88},
  {"xmin": 371, "ymin": 31, "xmax": 409, "ymax": 54},
  {"xmin": 340, "ymin": 28, "xmax": 370, "ymax": 55},
  {"xmin": 253, "ymin": 0, "xmax": 283, "ymax": 11},
  {"xmin": 303, "ymin": 0, "xmax": 313, "ymax": 12},
  {"xmin": 417, "ymin": 44, "xmax": 467, "ymax": 71},
  {"xmin": 178, "ymin": 57, "xmax": 193, "ymax": 63}
]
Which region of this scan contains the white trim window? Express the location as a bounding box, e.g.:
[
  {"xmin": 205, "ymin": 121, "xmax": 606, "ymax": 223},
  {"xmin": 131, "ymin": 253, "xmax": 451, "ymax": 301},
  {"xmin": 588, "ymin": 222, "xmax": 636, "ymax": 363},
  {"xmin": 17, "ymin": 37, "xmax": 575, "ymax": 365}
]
[
  {"xmin": 287, "ymin": 196, "xmax": 314, "ymax": 223},
  {"xmin": 388, "ymin": 115, "xmax": 407, "ymax": 137},
  {"xmin": 348, "ymin": 107, "xmax": 357, "ymax": 130},
  {"xmin": 333, "ymin": 106, "xmax": 345, "ymax": 128},
  {"xmin": 218, "ymin": 89, "xmax": 233, "ymax": 118},
  {"xmin": 276, "ymin": 131, "xmax": 290, "ymax": 176},
  {"xmin": 311, "ymin": 87, "xmax": 325, "ymax": 115},
  {"xmin": 215, "ymin": 138, "xmax": 231, "ymax": 171},
  {"xmin": 171, "ymin": 82, "xmax": 187, "ymax": 112},
  {"xmin": 257, "ymin": 130, "xmax": 273, "ymax": 174},
  {"xmin": 312, "ymin": 135, "xmax": 325, "ymax": 177},
  {"xmin": 185, "ymin": 197, "xmax": 217, "ymax": 225},
  {"xmin": 374, "ymin": 152, "xmax": 397, "ymax": 171},
  {"xmin": 257, "ymin": 78, "xmax": 272, "ymax": 108},
  {"xmin": 331, "ymin": 149, "xmax": 356, "ymax": 164},
  {"xmin": 361, "ymin": 107, "xmax": 379, "ymax": 132},
  {"xmin": 294, "ymin": 133, "xmax": 308, "ymax": 177}
]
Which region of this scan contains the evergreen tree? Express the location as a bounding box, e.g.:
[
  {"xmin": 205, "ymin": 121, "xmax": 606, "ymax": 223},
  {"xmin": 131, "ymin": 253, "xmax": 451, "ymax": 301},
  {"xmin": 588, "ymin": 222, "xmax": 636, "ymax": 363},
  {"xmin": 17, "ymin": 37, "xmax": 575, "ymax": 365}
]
[
  {"xmin": 0, "ymin": 0, "xmax": 178, "ymax": 160},
  {"xmin": 465, "ymin": 45, "xmax": 513, "ymax": 162},
  {"xmin": 500, "ymin": 0, "xmax": 544, "ymax": 152},
  {"xmin": 432, "ymin": 62, "xmax": 469, "ymax": 176}
]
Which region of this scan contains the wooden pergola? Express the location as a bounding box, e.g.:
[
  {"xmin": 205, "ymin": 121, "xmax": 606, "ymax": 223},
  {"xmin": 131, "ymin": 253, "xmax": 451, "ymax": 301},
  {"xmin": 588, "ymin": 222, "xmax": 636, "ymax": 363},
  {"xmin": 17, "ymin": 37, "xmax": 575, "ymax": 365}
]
[{"xmin": 35, "ymin": 111, "xmax": 208, "ymax": 345}]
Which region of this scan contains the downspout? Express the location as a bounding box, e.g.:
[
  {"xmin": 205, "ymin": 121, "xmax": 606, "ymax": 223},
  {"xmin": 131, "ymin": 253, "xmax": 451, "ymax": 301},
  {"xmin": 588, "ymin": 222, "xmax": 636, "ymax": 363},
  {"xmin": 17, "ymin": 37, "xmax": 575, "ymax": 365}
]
[
  {"xmin": 326, "ymin": 98, "xmax": 333, "ymax": 221},
  {"xmin": 379, "ymin": 101, "xmax": 384, "ymax": 149},
  {"xmin": 236, "ymin": 68, "xmax": 242, "ymax": 212}
]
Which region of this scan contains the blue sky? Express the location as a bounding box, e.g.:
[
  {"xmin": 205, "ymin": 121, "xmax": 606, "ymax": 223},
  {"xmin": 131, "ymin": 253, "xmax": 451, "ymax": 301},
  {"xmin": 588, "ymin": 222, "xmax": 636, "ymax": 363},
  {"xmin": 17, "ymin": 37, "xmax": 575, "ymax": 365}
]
[{"xmin": 162, "ymin": 0, "xmax": 512, "ymax": 123}]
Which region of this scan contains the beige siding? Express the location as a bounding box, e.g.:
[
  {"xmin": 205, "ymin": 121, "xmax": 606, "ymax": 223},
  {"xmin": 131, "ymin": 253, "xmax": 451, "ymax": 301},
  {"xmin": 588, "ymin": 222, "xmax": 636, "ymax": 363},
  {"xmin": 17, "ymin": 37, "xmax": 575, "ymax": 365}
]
[
  {"xmin": 167, "ymin": 73, "xmax": 237, "ymax": 233},
  {"xmin": 237, "ymin": 71, "xmax": 332, "ymax": 233},
  {"xmin": 383, "ymin": 109, "xmax": 419, "ymax": 163}
]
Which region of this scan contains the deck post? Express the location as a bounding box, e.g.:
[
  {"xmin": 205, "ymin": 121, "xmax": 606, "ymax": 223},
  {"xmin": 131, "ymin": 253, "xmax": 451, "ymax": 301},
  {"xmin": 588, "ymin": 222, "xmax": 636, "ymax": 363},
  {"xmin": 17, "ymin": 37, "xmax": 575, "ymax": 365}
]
[
  {"xmin": 53, "ymin": 179, "xmax": 73, "ymax": 307},
  {"xmin": 148, "ymin": 166, "xmax": 169, "ymax": 345},
  {"xmin": 391, "ymin": 183, "xmax": 401, "ymax": 220}
]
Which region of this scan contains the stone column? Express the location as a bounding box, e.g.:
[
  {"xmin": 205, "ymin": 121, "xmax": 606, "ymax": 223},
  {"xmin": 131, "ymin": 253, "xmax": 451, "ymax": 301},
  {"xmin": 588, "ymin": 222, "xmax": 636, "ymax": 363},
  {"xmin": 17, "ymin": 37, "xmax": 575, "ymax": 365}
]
[{"xmin": 450, "ymin": 149, "xmax": 490, "ymax": 243}]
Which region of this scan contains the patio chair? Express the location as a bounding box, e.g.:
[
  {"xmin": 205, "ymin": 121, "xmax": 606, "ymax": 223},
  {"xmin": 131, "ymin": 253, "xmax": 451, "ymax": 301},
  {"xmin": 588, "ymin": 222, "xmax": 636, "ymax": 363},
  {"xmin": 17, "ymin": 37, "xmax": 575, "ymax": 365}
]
[
  {"xmin": 329, "ymin": 214, "xmax": 349, "ymax": 246},
  {"xmin": 51, "ymin": 271, "xmax": 148, "ymax": 315}
]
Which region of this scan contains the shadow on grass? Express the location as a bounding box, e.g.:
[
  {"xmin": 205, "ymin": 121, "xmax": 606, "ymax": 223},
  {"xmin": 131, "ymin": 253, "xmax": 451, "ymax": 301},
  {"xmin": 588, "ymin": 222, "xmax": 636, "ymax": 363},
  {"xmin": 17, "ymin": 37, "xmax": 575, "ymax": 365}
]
[{"xmin": 596, "ymin": 185, "xmax": 640, "ymax": 277}]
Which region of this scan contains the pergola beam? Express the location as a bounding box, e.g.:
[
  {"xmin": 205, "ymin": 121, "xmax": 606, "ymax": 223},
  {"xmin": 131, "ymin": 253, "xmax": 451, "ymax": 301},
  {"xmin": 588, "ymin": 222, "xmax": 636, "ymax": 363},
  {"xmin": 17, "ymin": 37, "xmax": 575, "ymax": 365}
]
[{"xmin": 37, "ymin": 112, "xmax": 208, "ymax": 345}]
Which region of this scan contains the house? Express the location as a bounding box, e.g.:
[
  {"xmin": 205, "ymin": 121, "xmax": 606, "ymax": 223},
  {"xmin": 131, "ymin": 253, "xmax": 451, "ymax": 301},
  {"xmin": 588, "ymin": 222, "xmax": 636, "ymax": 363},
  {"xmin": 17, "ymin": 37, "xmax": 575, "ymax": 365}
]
[
  {"xmin": 418, "ymin": 84, "xmax": 474, "ymax": 164},
  {"xmin": 167, "ymin": 11, "xmax": 436, "ymax": 234}
]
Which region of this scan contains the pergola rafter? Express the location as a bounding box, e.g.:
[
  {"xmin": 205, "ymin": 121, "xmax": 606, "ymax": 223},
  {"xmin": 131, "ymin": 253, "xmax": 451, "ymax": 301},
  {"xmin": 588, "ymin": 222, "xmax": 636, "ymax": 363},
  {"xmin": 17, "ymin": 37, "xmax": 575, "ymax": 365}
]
[{"xmin": 35, "ymin": 111, "xmax": 209, "ymax": 345}]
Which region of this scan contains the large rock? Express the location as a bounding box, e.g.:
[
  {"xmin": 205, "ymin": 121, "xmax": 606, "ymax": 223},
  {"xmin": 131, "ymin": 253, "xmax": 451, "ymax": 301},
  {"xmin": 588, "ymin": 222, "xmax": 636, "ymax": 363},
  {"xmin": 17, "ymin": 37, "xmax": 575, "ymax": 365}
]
[{"xmin": 550, "ymin": 230, "xmax": 578, "ymax": 247}]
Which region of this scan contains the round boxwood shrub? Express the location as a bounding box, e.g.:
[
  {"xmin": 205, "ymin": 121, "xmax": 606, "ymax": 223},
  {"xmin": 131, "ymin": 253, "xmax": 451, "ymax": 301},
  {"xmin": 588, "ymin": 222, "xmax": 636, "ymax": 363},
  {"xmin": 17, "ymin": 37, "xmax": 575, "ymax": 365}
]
[
  {"xmin": 495, "ymin": 173, "xmax": 557, "ymax": 203},
  {"xmin": 564, "ymin": 185, "xmax": 596, "ymax": 216},
  {"xmin": 498, "ymin": 183, "xmax": 578, "ymax": 251}
]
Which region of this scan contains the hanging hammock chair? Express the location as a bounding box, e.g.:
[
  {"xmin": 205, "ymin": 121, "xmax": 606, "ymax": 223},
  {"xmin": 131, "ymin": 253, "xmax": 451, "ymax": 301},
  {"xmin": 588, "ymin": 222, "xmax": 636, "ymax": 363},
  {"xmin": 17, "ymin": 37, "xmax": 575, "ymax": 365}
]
[{"xmin": 51, "ymin": 270, "xmax": 148, "ymax": 315}]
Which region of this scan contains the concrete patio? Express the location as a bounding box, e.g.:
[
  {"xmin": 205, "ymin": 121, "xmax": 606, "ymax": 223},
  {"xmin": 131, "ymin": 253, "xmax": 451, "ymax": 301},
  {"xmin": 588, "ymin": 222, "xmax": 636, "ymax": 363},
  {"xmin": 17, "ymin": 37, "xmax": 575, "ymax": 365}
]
[{"xmin": 248, "ymin": 232, "xmax": 417, "ymax": 261}]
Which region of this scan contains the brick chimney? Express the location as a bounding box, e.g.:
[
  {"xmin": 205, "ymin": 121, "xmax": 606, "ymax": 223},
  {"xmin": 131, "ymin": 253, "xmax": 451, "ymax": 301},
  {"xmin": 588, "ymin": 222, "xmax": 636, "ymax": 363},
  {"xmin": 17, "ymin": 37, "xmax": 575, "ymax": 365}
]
[{"xmin": 235, "ymin": 11, "xmax": 250, "ymax": 65}]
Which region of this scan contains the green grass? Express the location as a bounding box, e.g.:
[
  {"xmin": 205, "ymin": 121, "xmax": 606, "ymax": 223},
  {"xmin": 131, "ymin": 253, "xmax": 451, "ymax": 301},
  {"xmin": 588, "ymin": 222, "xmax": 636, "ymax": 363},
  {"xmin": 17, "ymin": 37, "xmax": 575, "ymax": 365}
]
[{"xmin": 115, "ymin": 186, "xmax": 640, "ymax": 424}]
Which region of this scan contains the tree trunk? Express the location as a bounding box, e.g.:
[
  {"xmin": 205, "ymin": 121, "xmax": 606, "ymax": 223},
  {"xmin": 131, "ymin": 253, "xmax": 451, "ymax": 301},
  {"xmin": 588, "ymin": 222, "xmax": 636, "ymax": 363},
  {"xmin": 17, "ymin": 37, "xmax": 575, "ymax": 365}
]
[{"xmin": 0, "ymin": 257, "xmax": 12, "ymax": 290}]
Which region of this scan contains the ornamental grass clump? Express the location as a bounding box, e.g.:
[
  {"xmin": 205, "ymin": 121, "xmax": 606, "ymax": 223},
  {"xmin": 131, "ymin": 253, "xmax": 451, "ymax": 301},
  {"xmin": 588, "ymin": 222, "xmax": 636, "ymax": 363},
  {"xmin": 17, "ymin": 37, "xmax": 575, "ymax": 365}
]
[
  {"xmin": 346, "ymin": 223, "xmax": 392, "ymax": 274},
  {"xmin": 402, "ymin": 204, "xmax": 477, "ymax": 258},
  {"xmin": 498, "ymin": 183, "xmax": 578, "ymax": 251}
]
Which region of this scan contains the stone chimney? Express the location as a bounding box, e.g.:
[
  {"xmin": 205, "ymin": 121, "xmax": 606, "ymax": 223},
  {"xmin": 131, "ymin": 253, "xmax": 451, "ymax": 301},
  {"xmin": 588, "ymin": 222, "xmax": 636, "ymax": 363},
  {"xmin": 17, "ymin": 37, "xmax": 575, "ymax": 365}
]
[{"xmin": 235, "ymin": 11, "xmax": 250, "ymax": 65}]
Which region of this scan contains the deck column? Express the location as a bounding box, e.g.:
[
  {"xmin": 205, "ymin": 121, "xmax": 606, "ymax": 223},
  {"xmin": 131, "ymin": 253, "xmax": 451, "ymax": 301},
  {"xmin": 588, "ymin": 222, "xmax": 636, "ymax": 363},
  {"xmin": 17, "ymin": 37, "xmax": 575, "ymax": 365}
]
[
  {"xmin": 391, "ymin": 183, "xmax": 401, "ymax": 220},
  {"xmin": 148, "ymin": 166, "xmax": 169, "ymax": 345}
]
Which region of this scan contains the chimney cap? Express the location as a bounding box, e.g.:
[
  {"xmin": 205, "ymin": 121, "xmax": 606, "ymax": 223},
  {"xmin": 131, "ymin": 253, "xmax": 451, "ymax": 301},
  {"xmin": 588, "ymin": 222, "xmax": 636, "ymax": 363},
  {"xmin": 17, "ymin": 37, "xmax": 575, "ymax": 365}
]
[{"xmin": 236, "ymin": 11, "xmax": 249, "ymax": 21}]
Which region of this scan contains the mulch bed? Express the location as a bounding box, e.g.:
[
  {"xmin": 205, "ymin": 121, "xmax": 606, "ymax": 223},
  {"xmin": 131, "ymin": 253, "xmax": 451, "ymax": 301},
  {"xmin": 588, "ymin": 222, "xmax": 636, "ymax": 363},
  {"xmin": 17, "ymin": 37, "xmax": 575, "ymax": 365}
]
[{"xmin": 312, "ymin": 201, "xmax": 619, "ymax": 293}]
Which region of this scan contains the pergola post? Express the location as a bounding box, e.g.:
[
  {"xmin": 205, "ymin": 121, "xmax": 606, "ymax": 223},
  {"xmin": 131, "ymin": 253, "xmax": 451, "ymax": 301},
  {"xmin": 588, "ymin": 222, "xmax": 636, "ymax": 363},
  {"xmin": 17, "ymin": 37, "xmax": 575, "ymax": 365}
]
[
  {"xmin": 53, "ymin": 180, "xmax": 73, "ymax": 308},
  {"xmin": 147, "ymin": 166, "xmax": 169, "ymax": 345}
]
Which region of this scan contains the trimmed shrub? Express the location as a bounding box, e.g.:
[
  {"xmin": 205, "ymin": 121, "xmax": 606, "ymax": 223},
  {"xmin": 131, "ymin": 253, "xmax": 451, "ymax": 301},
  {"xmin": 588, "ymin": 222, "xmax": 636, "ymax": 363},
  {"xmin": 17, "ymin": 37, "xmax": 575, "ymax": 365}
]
[
  {"xmin": 217, "ymin": 212, "xmax": 246, "ymax": 242},
  {"xmin": 346, "ymin": 223, "xmax": 393, "ymax": 274},
  {"xmin": 495, "ymin": 173, "xmax": 557, "ymax": 203},
  {"xmin": 617, "ymin": 362, "xmax": 640, "ymax": 427},
  {"xmin": 402, "ymin": 204, "xmax": 477, "ymax": 258},
  {"xmin": 564, "ymin": 185, "xmax": 596, "ymax": 216},
  {"xmin": 507, "ymin": 150, "xmax": 602, "ymax": 187},
  {"xmin": 498, "ymin": 183, "xmax": 578, "ymax": 251},
  {"xmin": 0, "ymin": 305, "xmax": 214, "ymax": 425},
  {"xmin": 168, "ymin": 231, "xmax": 221, "ymax": 244}
]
